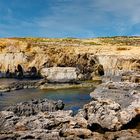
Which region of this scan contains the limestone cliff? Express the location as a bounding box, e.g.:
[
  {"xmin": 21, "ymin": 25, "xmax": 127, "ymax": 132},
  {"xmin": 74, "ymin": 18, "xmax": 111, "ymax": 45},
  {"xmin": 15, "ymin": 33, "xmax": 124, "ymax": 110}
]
[{"xmin": 0, "ymin": 37, "xmax": 139, "ymax": 78}]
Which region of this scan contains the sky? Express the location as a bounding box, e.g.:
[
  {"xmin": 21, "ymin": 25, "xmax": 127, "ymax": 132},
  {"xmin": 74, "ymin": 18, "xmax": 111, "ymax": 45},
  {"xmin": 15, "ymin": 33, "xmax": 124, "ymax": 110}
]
[{"xmin": 0, "ymin": 0, "xmax": 140, "ymax": 38}]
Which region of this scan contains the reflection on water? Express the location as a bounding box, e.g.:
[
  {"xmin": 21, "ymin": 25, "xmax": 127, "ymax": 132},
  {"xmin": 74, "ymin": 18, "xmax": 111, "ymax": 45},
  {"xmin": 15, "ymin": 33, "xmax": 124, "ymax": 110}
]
[{"xmin": 0, "ymin": 87, "xmax": 94, "ymax": 113}]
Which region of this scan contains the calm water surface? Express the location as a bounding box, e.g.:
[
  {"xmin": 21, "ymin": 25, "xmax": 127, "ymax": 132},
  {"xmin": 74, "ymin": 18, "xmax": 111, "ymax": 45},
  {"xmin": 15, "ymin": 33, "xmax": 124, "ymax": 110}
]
[{"xmin": 0, "ymin": 87, "xmax": 94, "ymax": 113}]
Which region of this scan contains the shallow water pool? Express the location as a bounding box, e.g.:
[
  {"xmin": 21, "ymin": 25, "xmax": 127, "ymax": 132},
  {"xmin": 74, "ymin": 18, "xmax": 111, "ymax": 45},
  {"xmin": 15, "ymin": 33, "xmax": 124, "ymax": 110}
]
[{"xmin": 0, "ymin": 87, "xmax": 94, "ymax": 113}]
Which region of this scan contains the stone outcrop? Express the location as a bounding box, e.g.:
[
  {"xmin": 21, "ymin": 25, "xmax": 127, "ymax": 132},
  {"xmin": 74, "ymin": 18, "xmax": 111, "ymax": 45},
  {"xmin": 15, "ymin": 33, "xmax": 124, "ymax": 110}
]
[
  {"xmin": 0, "ymin": 78, "xmax": 100, "ymax": 92},
  {"xmin": 0, "ymin": 78, "xmax": 140, "ymax": 139},
  {"xmin": 81, "ymin": 82, "xmax": 140, "ymax": 130},
  {"xmin": 121, "ymin": 71, "xmax": 140, "ymax": 83},
  {"xmin": 0, "ymin": 37, "xmax": 139, "ymax": 81},
  {"xmin": 0, "ymin": 79, "xmax": 44, "ymax": 92},
  {"xmin": 0, "ymin": 37, "xmax": 140, "ymax": 139},
  {"xmin": 39, "ymin": 81, "xmax": 101, "ymax": 90},
  {"xmin": 1, "ymin": 37, "xmax": 139, "ymax": 81},
  {"xmin": 6, "ymin": 98, "xmax": 64, "ymax": 116},
  {"xmin": 40, "ymin": 67, "xmax": 79, "ymax": 83},
  {"xmin": 0, "ymin": 101, "xmax": 93, "ymax": 139},
  {"xmin": 96, "ymin": 55, "xmax": 140, "ymax": 77},
  {"xmin": 1, "ymin": 106, "xmax": 140, "ymax": 140}
]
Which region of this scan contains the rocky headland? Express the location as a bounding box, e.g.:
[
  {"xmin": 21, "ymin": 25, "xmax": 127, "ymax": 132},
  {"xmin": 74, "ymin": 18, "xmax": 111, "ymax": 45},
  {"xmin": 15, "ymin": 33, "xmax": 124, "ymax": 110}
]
[{"xmin": 0, "ymin": 36, "xmax": 140, "ymax": 139}]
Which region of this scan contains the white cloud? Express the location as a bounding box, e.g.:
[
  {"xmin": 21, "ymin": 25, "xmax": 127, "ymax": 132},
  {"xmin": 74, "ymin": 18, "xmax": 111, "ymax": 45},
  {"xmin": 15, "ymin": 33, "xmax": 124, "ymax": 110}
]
[
  {"xmin": 94, "ymin": 0, "xmax": 140, "ymax": 24},
  {"xmin": 34, "ymin": 0, "xmax": 140, "ymax": 36},
  {"xmin": 0, "ymin": 0, "xmax": 139, "ymax": 37}
]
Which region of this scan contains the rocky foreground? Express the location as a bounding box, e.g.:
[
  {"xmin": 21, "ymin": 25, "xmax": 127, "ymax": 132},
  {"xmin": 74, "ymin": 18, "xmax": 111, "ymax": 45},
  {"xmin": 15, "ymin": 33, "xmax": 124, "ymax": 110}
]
[{"xmin": 0, "ymin": 72, "xmax": 140, "ymax": 140}]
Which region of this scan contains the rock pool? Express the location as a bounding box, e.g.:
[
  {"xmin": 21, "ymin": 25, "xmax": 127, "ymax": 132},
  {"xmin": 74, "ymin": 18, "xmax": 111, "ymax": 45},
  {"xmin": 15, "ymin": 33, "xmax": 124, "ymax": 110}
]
[{"xmin": 0, "ymin": 87, "xmax": 94, "ymax": 113}]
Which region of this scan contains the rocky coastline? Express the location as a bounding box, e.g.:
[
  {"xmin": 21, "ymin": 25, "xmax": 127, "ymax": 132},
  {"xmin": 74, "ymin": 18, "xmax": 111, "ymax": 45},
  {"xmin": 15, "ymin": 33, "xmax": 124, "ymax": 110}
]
[
  {"xmin": 0, "ymin": 37, "xmax": 140, "ymax": 139},
  {"xmin": 0, "ymin": 71, "xmax": 140, "ymax": 139}
]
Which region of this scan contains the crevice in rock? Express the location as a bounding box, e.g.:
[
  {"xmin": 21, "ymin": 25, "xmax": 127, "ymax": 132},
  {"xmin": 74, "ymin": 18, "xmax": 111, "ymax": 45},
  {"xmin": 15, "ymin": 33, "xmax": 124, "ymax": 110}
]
[
  {"xmin": 79, "ymin": 134, "xmax": 86, "ymax": 139},
  {"xmin": 98, "ymin": 64, "xmax": 104, "ymax": 76},
  {"xmin": 84, "ymin": 108, "xmax": 88, "ymax": 120},
  {"xmin": 87, "ymin": 123, "xmax": 109, "ymax": 134},
  {"xmin": 112, "ymin": 136, "xmax": 120, "ymax": 140},
  {"xmin": 121, "ymin": 114, "xmax": 140, "ymax": 130},
  {"xmin": 20, "ymin": 135, "xmax": 35, "ymax": 139}
]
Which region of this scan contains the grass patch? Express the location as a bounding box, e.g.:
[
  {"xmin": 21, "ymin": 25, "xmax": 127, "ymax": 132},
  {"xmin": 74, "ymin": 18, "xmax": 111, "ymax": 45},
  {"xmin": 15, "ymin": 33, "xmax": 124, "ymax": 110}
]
[
  {"xmin": 100, "ymin": 37, "xmax": 140, "ymax": 46},
  {"xmin": 116, "ymin": 46, "xmax": 130, "ymax": 51},
  {"xmin": 84, "ymin": 42, "xmax": 101, "ymax": 45}
]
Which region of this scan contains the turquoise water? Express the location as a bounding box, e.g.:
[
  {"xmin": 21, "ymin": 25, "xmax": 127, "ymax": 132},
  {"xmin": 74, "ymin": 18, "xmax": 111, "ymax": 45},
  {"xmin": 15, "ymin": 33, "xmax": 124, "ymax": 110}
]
[{"xmin": 0, "ymin": 88, "xmax": 94, "ymax": 113}]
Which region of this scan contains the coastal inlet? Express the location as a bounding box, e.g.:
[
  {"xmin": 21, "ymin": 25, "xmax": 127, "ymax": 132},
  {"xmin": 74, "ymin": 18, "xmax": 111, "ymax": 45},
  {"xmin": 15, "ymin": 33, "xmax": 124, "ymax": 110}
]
[{"xmin": 0, "ymin": 87, "xmax": 94, "ymax": 114}]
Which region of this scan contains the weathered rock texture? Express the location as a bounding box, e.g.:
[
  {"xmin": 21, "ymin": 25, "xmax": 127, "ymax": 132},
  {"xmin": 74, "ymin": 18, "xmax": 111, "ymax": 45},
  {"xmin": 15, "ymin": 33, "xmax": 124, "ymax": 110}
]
[
  {"xmin": 0, "ymin": 79, "xmax": 44, "ymax": 92},
  {"xmin": 6, "ymin": 98, "xmax": 64, "ymax": 116},
  {"xmin": 1, "ymin": 107, "xmax": 140, "ymax": 140},
  {"xmin": 86, "ymin": 82, "xmax": 140, "ymax": 130},
  {"xmin": 0, "ymin": 37, "xmax": 140, "ymax": 139},
  {"xmin": 41, "ymin": 67, "xmax": 78, "ymax": 83},
  {"xmin": 0, "ymin": 37, "xmax": 139, "ymax": 80},
  {"xmin": 97, "ymin": 55, "xmax": 140, "ymax": 76},
  {"xmin": 121, "ymin": 71, "xmax": 140, "ymax": 83}
]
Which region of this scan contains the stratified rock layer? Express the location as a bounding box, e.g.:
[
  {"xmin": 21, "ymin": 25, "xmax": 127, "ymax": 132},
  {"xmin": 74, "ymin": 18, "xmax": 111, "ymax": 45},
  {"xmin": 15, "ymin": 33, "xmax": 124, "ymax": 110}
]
[
  {"xmin": 41, "ymin": 67, "xmax": 78, "ymax": 83},
  {"xmin": 0, "ymin": 37, "xmax": 139, "ymax": 80}
]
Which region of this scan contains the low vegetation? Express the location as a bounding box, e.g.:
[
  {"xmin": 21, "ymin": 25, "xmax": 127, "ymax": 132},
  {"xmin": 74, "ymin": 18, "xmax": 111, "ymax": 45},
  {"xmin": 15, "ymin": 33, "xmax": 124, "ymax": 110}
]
[{"xmin": 99, "ymin": 36, "xmax": 140, "ymax": 46}]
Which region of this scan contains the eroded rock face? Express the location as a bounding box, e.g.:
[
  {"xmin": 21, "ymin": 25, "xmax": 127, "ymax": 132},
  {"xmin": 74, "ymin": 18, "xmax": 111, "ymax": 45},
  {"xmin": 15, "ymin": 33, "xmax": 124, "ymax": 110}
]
[
  {"xmin": 0, "ymin": 109, "xmax": 140, "ymax": 140},
  {"xmin": 0, "ymin": 110, "xmax": 92, "ymax": 140},
  {"xmin": 0, "ymin": 38, "xmax": 106, "ymax": 80},
  {"xmin": 41, "ymin": 67, "xmax": 79, "ymax": 83},
  {"xmin": 6, "ymin": 99, "xmax": 64, "ymax": 116},
  {"xmin": 121, "ymin": 71, "xmax": 140, "ymax": 83},
  {"xmin": 96, "ymin": 55, "xmax": 140, "ymax": 77},
  {"xmin": 0, "ymin": 90, "xmax": 140, "ymax": 140},
  {"xmin": 0, "ymin": 37, "xmax": 140, "ymax": 81},
  {"xmin": 77, "ymin": 82, "xmax": 140, "ymax": 130}
]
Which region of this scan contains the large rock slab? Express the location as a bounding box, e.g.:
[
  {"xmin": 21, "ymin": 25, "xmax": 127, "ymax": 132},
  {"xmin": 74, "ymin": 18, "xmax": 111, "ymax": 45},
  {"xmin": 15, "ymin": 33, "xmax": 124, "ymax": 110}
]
[
  {"xmin": 39, "ymin": 82, "xmax": 99, "ymax": 90},
  {"xmin": 0, "ymin": 79, "xmax": 44, "ymax": 92},
  {"xmin": 96, "ymin": 55, "xmax": 140, "ymax": 77},
  {"xmin": 40, "ymin": 67, "xmax": 78, "ymax": 83},
  {"xmin": 77, "ymin": 82, "xmax": 140, "ymax": 130},
  {"xmin": 90, "ymin": 82, "xmax": 139, "ymax": 108}
]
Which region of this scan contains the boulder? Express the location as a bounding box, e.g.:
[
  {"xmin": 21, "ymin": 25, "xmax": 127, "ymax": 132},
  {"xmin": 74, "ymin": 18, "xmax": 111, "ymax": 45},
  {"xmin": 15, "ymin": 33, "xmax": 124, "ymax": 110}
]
[
  {"xmin": 40, "ymin": 67, "xmax": 78, "ymax": 83},
  {"xmin": 78, "ymin": 82, "xmax": 140, "ymax": 130}
]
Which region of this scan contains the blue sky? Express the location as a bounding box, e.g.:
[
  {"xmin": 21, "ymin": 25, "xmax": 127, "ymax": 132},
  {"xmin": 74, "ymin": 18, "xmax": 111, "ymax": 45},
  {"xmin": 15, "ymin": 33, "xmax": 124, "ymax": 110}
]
[{"xmin": 0, "ymin": 0, "xmax": 140, "ymax": 38}]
